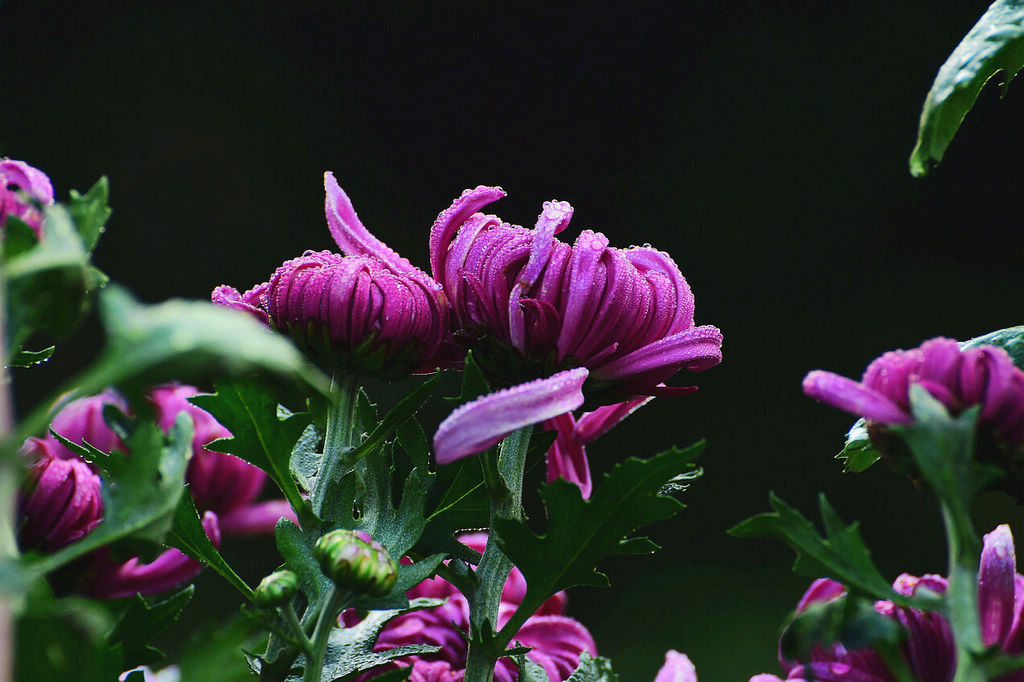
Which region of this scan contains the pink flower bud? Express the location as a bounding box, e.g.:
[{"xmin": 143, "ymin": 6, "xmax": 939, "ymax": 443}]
[
  {"xmin": 19, "ymin": 451, "xmax": 103, "ymax": 552},
  {"xmin": 0, "ymin": 158, "xmax": 54, "ymax": 236}
]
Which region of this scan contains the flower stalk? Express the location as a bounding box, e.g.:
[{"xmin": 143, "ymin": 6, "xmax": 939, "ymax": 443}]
[{"xmin": 465, "ymin": 425, "xmax": 532, "ymax": 682}]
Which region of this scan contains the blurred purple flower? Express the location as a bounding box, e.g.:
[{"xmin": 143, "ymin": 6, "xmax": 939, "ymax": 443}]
[
  {"xmin": 754, "ymin": 524, "xmax": 1024, "ymax": 681},
  {"xmin": 427, "ymin": 185, "xmax": 722, "ymax": 400},
  {"xmin": 18, "ymin": 441, "xmax": 221, "ymax": 599},
  {"xmin": 0, "ymin": 158, "xmax": 54, "ymax": 235},
  {"xmin": 213, "ymin": 173, "xmax": 449, "ymax": 377},
  {"xmin": 19, "ymin": 449, "xmax": 104, "ymax": 552},
  {"xmin": 804, "ymin": 337, "xmax": 1024, "ymax": 446},
  {"xmin": 350, "ymin": 533, "xmax": 596, "ymax": 681},
  {"xmin": 433, "ymin": 368, "xmax": 588, "ymax": 465},
  {"xmin": 655, "ymin": 650, "xmax": 698, "ymax": 682}
]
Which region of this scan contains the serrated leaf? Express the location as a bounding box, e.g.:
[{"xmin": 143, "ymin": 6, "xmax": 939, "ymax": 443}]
[
  {"xmin": 729, "ymin": 493, "xmax": 933, "ymax": 609},
  {"xmin": 68, "ymin": 176, "xmax": 112, "ymax": 252},
  {"xmin": 910, "ymin": 0, "xmax": 1024, "ymax": 176},
  {"xmin": 167, "ymin": 490, "xmax": 254, "ymax": 600},
  {"xmin": 515, "ymin": 654, "xmax": 552, "ymax": 681},
  {"xmin": 191, "ymin": 379, "xmax": 315, "ymax": 527},
  {"xmin": 28, "ymin": 415, "xmax": 193, "ymax": 577},
  {"xmin": 343, "ymin": 373, "xmax": 439, "ymax": 467},
  {"xmin": 296, "ymin": 598, "xmax": 444, "ymax": 682},
  {"xmin": 290, "ymin": 421, "xmax": 323, "ymax": 493},
  {"xmin": 275, "ymin": 519, "xmax": 331, "ymax": 604},
  {"xmin": 444, "ymin": 351, "xmax": 489, "ymax": 407},
  {"xmin": 962, "ymin": 325, "xmax": 1024, "ymax": 370},
  {"xmin": 8, "ymin": 345, "xmax": 55, "ymax": 368},
  {"xmin": 837, "ymin": 419, "xmax": 881, "ymax": 473},
  {"xmin": 178, "ymin": 614, "xmax": 262, "ymax": 682},
  {"xmin": 495, "ymin": 444, "xmax": 702, "ymax": 615},
  {"xmin": 567, "ymin": 652, "xmax": 620, "ymax": 682},
  {"xmin": 396, "ymin": 418, "xmax": 429, "ymax": 472},
  {"xmin": 109, "ymin": 585, "xmax": 194, "ymax": 668}
]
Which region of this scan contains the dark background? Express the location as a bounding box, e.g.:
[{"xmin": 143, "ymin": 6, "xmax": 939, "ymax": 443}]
[{"xmin": 3, "ymin": 1, "xmax": 1024, "ymax": 679}]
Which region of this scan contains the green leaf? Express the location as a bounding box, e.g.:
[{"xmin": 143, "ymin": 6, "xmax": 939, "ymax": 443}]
[
  {"xmin": 515, "ymin": 654, "xmax": 553, "ymax": 681},
  {"xmin": 1, "ymin": 217, "xmax": 39, "ymax": 260},
  {"xmin": 910, "ymin": 0, "xmax": 1024, "ymax": 176},
  {"xmin": 343, "ymin": 373, "xmax": 439, "ymax": 467},
  {"xmin": 290, "ymin": 421, "xmax": 323, "ymax": 494},
  {"xmin": 178, "ymin": 614, "xmax": 262, "ymax": 682},
  {"xmin": 8, "ymin": 345, "xmax": 55, "ymax": 368},
  {"xmin": 729, "ymin": 493, "xmax": 931, "ymax": 608},
  {"xmin": 837, "ymin": 419, "xmax": 881, "ymax": 473},
  {"xmin": 16, "ymin": 592, "xmax": 122, "ymax": 681},
  {"xmin": 962, "ymin": 325, "xmax": 1024, "ymax": 370},
  {"xmin": 567, "ymin": 652, "xmax": 620, "ymax": 682},
  {"xmin": 190, "ymin": 379, "xmax": 316, "ymax": 527},
  {"xmin": 444, "ymin": 351, "xmax": 490, "ymax": 407},
  {"xmin": 167, "ymin": 490, "xmax": 255, "ymax": 600},
  {"xmin": 109, "ymin": 585, "xmax": 194, "ymax": 668},
  {"xmin": 298, "ymin": 598, "xmax": 444, "ymax": 682},
  {"xmin": 27, "ymin": 415, "xmax": 193, "ymax": 577},
  {"xmin": 68, "ymin": 176, "xmax": 112, "ymax": 252},
  {"xmin": 494, "ymin": 443, "xmax": 702, "ymax": 613},
  {"xmin": 275, "ymin": 519, "xmax": 331, "ymax": 605},
  {"xmin": 4, "ymin": 204, "xmax": 94, "ymax": 355}
]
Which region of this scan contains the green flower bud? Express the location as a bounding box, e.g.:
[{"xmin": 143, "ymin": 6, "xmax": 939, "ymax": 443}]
[
  {"xmin": 313, "ymin": 529, "xmax": 398, "ymax": 597},
  {"xmin": 253, "ymin": 569, "xmax": 299, "ymax": 607}
]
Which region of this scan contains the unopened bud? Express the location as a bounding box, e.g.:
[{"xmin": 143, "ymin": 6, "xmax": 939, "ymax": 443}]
[
  {"xmin": 313, "ymin": 529, "xmax": 397, "ymax": 596},
  {"xmin": 254, "ymin": 570, "xmax": 299, "ymax": 607}
]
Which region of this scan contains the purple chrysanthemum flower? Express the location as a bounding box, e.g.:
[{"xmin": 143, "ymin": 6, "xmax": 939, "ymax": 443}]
[
  {"xmin": 18, "ymin": 440, "xmax": 221, "ymax": 599},
  {"xmin": 753, "ymin": 524, "xmax": 1024, "ymax": 682},
  {"xmin": 804, "ymin": 337, "xmax": 1024, "ymax": 484},
  {"xmin": 350, "ymin": 533, "xmax": 597, "ymax": 681},
  {"xmin": 426, "ymin": 185, "xmax": 722, "ymax": 400},
  {"xmin": 213, "ymin": 173, "xmax": 449, "ymax": 377},
  {"xmin": 0, "ymin": 158, "xmax": 54, "ymax": 236}
]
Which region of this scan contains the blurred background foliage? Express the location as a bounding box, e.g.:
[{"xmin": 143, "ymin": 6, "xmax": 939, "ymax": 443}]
[{"xmin": 2, "ymin": 1, "xmax": 1023, "ymax": 679}]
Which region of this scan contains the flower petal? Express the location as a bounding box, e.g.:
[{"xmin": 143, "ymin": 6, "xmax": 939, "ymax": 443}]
[
  {"xmin": 434, "ymin": 368, "xmax": 588, "ymax": 464},
  {"xmin": 803, "ymin": 371, "xmax": 912, "ymax": 425},
  {"xmin": 980, "ymin": 524, "xmax": 1018, "ymax": 647},
  {"xmin": 574, "ymin": 397, "xmax": 653, "ymax": 445},
  {"xmin": 544, "ymin": 413, "xmax": 593, "ymax": 498},
  {"xmin": 429, "ymin": 185, "xmax": 507, "ymax": 282},
  {"xmin": 594, "ymin": 325, "xmax": 723, "ymax": 383}
]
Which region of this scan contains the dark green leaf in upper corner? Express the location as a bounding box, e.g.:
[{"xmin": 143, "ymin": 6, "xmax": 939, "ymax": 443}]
[
  {"xmin": 108, "ymin": 585, "xmax": 195, "ymax": 669},
  {"xmin": 962, "ymin": 325, "xmax": 1024, "ymax": 370},
  {"xmin": 567, "ymin": 652, "xmax": 620, "ymax": 682},
  {"xmin": 26, "ymin": 414, "xmax": 193, "ymax": 578},
  {"xmin": 494, "ymin": 443, "xmax": 702, "ymax": 612},
  {"xmin": 910, "ymin": 0, "xmax": 1024, "ymax": 177},
  {"xmin": 68, "ymin": 176, "xmax": 112, "ymax": 252},
  {"xmin": 837, "ymin": 419, "xmax": 881, "ymax": 473},
  {"xmin": 190, "ymin": 379, "xmax": 315, "ymax": 527},
  {"xmin": 167, "ymin": 490, "xmax": 254, "ymax": 600},
  {"xmin": 729, "ymin": 492, "xmax": 935, "ymax": 609}
]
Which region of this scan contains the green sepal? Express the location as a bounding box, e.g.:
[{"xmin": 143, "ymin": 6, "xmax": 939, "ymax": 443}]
[
  {"xmin": 837, "ymin": 419, "xmax": 881, "ymax": 473},
  {"xmin": 108, "ymin": 585, "xmax": 194, "ymax": 669},
  {"xmin": 494, "ymin": 443, "xmax": 702, "ymax": 612},
  {"xmin": 910, "ymin": 0, "xmax": 1024, "ymax": 176},
  {"xmin": 190, "ymin": 379, "xmax": 316, "ymax": 527},
  {"xmin": 729, "ymin": 492, "xmax": 934, "ymax": 609},
  {"xmin": 568, "ymin": 652, "xmax": 620, "ymax": 681},
  {"xmin": 167, "ymin": 489, "xmax": 255, "ymax": 600}
]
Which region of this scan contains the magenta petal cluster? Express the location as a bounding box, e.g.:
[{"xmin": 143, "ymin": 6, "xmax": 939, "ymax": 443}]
[
  {"xmin": 0, "ymin": 158, "xmax": 54, "ymax": 235},
  {"xmin": 655, "ymin": 650, "xmax": 699, "ymax": 682},
  {"xmin": 352, "ymin": 533, "xmax": 597, "ymax": 681},
  {"xmin": 427, "ymin": 185, "xmax": 723, "ymax": 398},
  {"xmin": 804, "ymin": 337, "xmax": 1024, "ymax": 447},
  {"xmin": 754, "ymin": 524, "xmax": 1024, "ymax": 681},
  {"xmin": 213, "ymin": 174, "xmax": 448, "ymax": 377},
  {"xmin": 433, "ymin": 368, "xmax": 588, "ymax": 464},
  {"xmin": 19, "ymin": 450, "xmax": 104, "ymax": 552}
]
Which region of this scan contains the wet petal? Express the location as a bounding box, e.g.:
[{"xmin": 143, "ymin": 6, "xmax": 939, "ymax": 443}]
[
  {"xmin": 803, "ymin": 371, "xmax": 912, "ymax": 425},
  {"xmin": 655, "ymin": 650, "xmax": 698, "ymax": 682},
  {"xmin": 980, "ymin": 524, "xmax": 1018, "ymax": 647},
  {"xmin": 429, "ymin": 185, "xmax": 507, "ymax": 281}
]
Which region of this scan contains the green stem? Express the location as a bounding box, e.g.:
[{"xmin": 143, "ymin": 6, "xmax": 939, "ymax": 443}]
[
  {"xmin": 0, "ymin": 262, "xmax": 17, "ymax": 682},
  {"xmin": 941, "ymin": 503, "xmax": 985, "ymax": 682},
  {"xmin": 312, "ymin": 372, "xmax": 360, "ymax": 519},
  {"xmin": 303, "ymin": 586, "xmax": 348, "ymax": 682},
  {"xmin": 464, "ymin": 426, "xmax": 532, "ymax": 682},
  {"xmin": 281, "ymin": 602, "xmax": 312, "ymax": 656}
]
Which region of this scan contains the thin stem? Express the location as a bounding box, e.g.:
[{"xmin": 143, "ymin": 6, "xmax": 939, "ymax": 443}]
[
  {"xmin": 312, "ymin": 372, "xmax": 360, "ymax": 519},
  {"xmin": 0, "ymin": 265, "xmax": 17, "ymax": 682},
  {"xmin": 941, "ymin": 503, "xmax": 985, "ymax": 682},
  {"xmin": 303, "ymin": 586, "xmax": 348, "ymax": 682},
  {"xmin": 464, "ymin": 426, "xmax": 532, "ymax": 682},
  {"xmin": 282, "ymin": 602, "xmax": 312, "ymax": 657}
]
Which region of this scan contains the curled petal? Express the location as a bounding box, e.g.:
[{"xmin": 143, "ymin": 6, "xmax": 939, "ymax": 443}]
[
  {"xmin": 324, "ymin": 172, "xmax": 422, "ymax": 279},
  {"xmin": 434, "ymin": 368, "xmax": 588, "ymax": 464},
  {"xmin": 544, "ymin": 413, "xmax": 592, "ymax": 499},
  {"xmin": 574, "ymin": 397, "xmax": 653, "ymax": 445},
  {"xmin": 795, "ymin": 578, "xmax": 847, "ymax": 613},
  {"xmin": 655, "ymin": 650, "xmax": 698, "ymax": 682},
  {"xmin": 802, "ymin": 371, "xmax": 912, "ymax": 425},
  {"xmin": 211, "ymin": 284, "xmax": 270, "ymax": 326},
  {"xmin": 429, "ymin": 185, "xmax": 507, "ymax": 282},
  {"xmin": 980, "ymin": 524, "xmax": 1018, "ymax": 647},
  {"xmin": 594, "ymin": 325, "xmax": 723, "ymax": 383}
]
